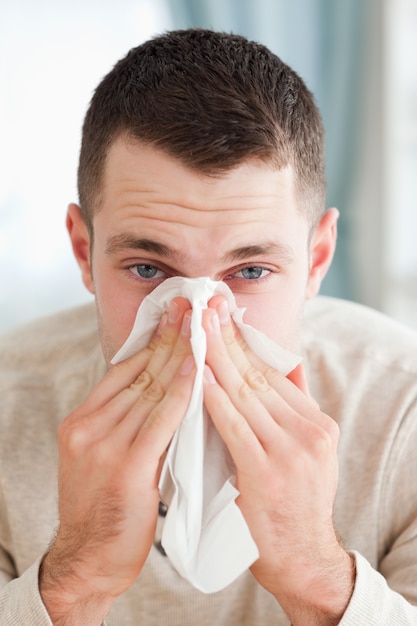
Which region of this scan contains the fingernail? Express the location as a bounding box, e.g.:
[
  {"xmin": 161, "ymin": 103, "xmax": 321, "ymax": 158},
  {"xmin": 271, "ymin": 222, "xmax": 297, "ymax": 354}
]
[
  {"xmin": 203, "ymin": 365, "xmax": 216, "ymax": 384},
  {"xmin": 217, "ymin": 300, "xmax": 230, "ymax": 325},
  {"xmin": 210, "ymin": 312, "xmax": 220, "ymax": 333},
  {"xmin": 180, "ymin": 355, "xmax": 194, "ymax": 375},
  {"xmin": 181, "ymin": 312, "xmax": 191, "ymax": 337},
  {"xmin": 168, "ymin": 300, "xmax": 181, "ymax": 324}
]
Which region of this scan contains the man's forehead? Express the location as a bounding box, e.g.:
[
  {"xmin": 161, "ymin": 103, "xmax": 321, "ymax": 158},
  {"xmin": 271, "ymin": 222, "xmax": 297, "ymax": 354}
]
[
  {"xmin": 96, "ymin": 139, "xmax": 309, "ymax": 246},
  {"xmin": 104, "ymin": 136, "xmax": 296, "ymax": 191}
]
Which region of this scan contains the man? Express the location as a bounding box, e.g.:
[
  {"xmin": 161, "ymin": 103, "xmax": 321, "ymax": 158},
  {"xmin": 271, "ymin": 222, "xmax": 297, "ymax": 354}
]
[{"xmin": 1, "ymin": 28, "xmax": 417, "ymax": 625}]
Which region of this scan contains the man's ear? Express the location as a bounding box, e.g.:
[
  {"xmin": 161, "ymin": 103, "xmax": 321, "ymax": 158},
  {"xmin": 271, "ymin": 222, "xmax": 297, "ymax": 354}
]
[
  {"xmin": 66, "ymin": 203, "xmax": 95, "ymax": 294},
  {"xmin": 306, "ymin": 208, "xmax": 338, "ymax": 299}
]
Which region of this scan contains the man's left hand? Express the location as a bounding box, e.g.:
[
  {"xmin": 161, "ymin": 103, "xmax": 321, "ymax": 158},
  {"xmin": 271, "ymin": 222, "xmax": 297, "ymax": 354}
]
[{"xmin": 202, "ymin": 296, "xmax": 355, "ymax": 626}]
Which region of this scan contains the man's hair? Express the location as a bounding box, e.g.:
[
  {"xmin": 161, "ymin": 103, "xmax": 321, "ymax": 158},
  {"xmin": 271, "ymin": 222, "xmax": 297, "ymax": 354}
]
[{"xmin": 78, "ymin": 28, "xmax": 326, "ymax": 232}]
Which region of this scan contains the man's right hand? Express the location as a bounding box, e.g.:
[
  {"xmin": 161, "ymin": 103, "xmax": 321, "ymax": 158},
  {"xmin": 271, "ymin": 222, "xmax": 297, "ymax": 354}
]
[{"xmin": 39, "ymin": 298, "xmax": 195, "ymax": 626}]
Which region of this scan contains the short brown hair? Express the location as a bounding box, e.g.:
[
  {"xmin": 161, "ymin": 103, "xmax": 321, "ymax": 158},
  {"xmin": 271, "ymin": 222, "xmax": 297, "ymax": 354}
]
[{"xmin": 78, "ymin": 28, "xmax": 326, "ymax": 232}]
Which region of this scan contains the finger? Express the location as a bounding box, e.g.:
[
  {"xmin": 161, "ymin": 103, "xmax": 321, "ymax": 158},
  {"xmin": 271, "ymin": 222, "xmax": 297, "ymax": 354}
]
[
  {"xmin": 59, "ymin": 367, "xmax": 156, "ymax": 451},
  {"xmin": 203, "ymin": 352, "xmax": 337, "ymax": 476},
  {"xmin": 156, "ymin": 309, "xmax": 193, "ymax": 371},
  {"xmin": 207, "ymin": 299, "xmax": 323, "ymax": 420},
  {"xmin": 202, "ymin": 365, "xmax": 266, "ymax": 468},
  {"xmin": 112, "ymin": 313, "xmax": 194, "ymax": 448},
  {"xmin": 70, "ymin": 301, "xmax": 193, "ymax": 447},
  {"xmin": 78, "ymin": 304, "xmax": 179, "ymax": 414},
  {"xmin": 94, "ymin": 297, "xmax": 190, "ymax": 412},
  {"xmin": 203, "ymin": 305, "xmax": 331, "ymax": 438},
  {"xmin": 147, "ymin": 297, "xmax": 190, "ymax": 351},
  {"xmin": 72, "ymin": 347, "xmax": 155, "ymax": 415},
  {"xmin": 145, "ymin": 298, "xmax": 191, "ymax": 379},
  {"xmin": 145, "ymin": 307, "xmax": 193, "ymax": 400},
  {"xmin": 242, "ymin": 368, "xmax": 337, "ymax": 446},
  {"xmin": 65, "ymin": 297, "xmax": 189, "ymax": 428},
  {"xmin": 202, "ymin": 308, "xmax": 290, "ymax": 446},
  {"xmin": 130, "ymin": 355, "xmax": 196, "ymax": 471}
]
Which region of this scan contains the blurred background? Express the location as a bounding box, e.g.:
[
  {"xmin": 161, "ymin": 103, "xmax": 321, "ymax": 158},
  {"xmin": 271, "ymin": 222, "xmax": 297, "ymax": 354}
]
[{"xmin": 1, "ymin": 0, "xmax": 417, "ymax": 331}]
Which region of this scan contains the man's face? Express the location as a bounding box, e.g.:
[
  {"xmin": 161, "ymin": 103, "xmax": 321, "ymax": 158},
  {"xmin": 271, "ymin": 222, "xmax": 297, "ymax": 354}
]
[{"xmin": 69, "ymin": 138, "xmax": 336, "ymax": 364}]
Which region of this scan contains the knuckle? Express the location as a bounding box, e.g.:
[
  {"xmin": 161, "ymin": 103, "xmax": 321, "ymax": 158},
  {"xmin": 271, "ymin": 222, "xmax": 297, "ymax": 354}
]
[
  {"xmin": 144, "ymin": 381, "xmax": 192, "ymax": 434},
  {"xmin": 262, "ymin": 365, "xmax": 282, "ymax": 386},
  {"xmin": 237, "ymin": 380, "xmax": 257, "ymax": 402},
  {"xmin": 58, "ymin": 415, "xmax": 88, "ymax": 456},
  {"xmin": 292, "ymin": 415, "xmax": 334, "ymax": 458},
  {"xmin": 129, "ymin": 370, "xmax": 153, "ymax": 392},
  {"xmin": 147, "ymin": 338, "xmax": 158, "ymax": 351},
  {"xmin": 142, "ymin": 379, "xmax": 165, "ymax": 403},
  {"xmin": 157, "ymin": 330, "xmax": 176, "ymax": 351},
  {"xmin": 244, "ymin": 367, "xmax": 269, "ymax": 392},
  {"xmin": 310, "ymin": 423, "xmax": 334, "ymax": 457}
]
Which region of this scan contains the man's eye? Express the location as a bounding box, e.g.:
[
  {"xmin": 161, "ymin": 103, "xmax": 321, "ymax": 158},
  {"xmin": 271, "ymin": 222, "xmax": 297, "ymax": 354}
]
[
  {"xmin": 235, "ymin": 267, "xmax": 269, "ymax": 280},
  {"xmin": 130, "ymin": 264, "xmax": 165, "ymax": 279}
]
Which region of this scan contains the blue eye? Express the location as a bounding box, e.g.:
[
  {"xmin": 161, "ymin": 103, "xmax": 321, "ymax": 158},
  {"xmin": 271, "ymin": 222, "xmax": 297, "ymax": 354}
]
[
  {"xmin": 130, "ymin": 264, "xmax": 165, "ymax": 279},
  {"xmin": 236, "ymin": 267, "xmax": 269, "ymax": 280}
]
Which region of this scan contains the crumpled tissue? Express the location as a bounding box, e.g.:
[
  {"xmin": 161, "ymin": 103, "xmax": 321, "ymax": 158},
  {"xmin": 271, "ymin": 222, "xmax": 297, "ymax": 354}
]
[{"xmin": 111, "ymin": 276, "xmax": 301, "ymax": 593}]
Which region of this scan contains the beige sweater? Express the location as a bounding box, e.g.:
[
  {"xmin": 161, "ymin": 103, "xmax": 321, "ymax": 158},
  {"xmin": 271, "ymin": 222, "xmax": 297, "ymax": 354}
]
[{"xmin": 1, "ymin": 296, "xmax": 417, "ymax": 625}]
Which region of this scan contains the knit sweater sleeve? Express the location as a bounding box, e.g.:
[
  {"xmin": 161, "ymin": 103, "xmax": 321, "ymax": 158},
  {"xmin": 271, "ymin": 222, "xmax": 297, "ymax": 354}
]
[
  {"xmin": 0, "ymin": 559, "xmax": 109, "ymax": 626},
  {"xmin": 0, "ymin": 558, "xmax": 53, "ymax": 625},
  {"xmin": 340, "ymin": 552, "xmax": 417, "ymax": 624}
]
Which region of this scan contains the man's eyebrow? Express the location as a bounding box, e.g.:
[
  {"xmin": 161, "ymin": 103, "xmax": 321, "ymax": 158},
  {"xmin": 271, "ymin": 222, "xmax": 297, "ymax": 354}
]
[
  {"xmin": 105, "ymin": 234, "xmax": 295, "ymax": 264},
  {"xmin": 105, "ymin": 235, "xmax": 180, "ymax": 259},
  {"xmin": 222, "ymin": 242, "xmax": 295, "ymax": 263}
]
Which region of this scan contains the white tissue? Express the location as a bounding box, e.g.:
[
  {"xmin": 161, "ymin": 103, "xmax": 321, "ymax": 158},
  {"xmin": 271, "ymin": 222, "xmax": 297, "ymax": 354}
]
[{"xmin": 112, "ymin": 276, "xmax": 301, "ymax": 593}]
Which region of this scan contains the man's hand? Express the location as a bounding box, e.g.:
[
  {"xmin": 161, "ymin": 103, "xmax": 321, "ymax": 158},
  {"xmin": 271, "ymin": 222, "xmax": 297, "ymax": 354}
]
[
  {"xmin": 202, "ymin": 296, "xmax": 355, "ymax": 626},
  {"xmin": 40, "ymin": 298, "xmax": 195, "ymax": 626}
]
